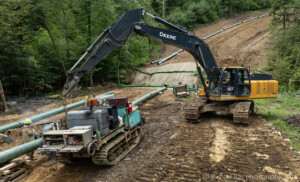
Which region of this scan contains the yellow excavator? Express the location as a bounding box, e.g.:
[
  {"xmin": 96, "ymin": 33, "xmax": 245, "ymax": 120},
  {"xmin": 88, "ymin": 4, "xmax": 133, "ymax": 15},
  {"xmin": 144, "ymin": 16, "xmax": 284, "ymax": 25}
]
[
  {"xmin": 185, "ymin": 66, "xmax": 278, "ymax": 124},
  {"xmin": 62, "ymin": 9, "xmax": 278, "ymax": 125}
]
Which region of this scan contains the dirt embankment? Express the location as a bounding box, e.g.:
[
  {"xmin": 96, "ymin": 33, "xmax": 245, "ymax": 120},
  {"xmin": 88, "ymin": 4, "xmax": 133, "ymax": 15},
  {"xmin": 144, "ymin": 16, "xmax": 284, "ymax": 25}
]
[{"xmin": 132, "ymin": 12, "xmax": 271, "ymax": 86}]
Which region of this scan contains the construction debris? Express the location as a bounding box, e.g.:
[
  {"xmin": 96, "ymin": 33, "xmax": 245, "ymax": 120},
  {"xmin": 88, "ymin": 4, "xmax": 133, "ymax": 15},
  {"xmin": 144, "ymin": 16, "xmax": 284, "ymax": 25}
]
[
  {"xmin": 173, "ymin": 85, "xmax": 188, "ymax": 97},
  {"xmin": 0, "ymin": 157, "xmax": 29, "ymax": 182},
  {"xmin": 41, "ymin": 159, "xmax": 56, "ymax": 167}
]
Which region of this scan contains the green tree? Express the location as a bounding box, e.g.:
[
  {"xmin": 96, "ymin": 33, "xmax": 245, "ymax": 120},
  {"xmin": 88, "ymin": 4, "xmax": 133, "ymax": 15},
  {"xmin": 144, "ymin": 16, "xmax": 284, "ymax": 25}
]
[{"xmin": 267, "ymin": 0, "xmax": 300, "ymax": 91}]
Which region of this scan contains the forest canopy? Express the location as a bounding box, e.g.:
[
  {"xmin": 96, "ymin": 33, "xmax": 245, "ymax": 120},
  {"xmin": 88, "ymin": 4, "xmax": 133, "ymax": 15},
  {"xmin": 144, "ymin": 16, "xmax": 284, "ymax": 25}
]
[{"xmin": 1, "ymin": 0, "xmax": 295, "ymax": 97}]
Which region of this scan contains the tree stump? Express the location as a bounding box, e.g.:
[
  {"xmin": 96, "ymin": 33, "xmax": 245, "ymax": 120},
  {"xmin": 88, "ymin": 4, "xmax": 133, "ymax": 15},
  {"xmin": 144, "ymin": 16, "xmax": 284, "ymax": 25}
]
[{"xmin": 0, "ymin": 80, "xmax": 7, "ymax": 111}]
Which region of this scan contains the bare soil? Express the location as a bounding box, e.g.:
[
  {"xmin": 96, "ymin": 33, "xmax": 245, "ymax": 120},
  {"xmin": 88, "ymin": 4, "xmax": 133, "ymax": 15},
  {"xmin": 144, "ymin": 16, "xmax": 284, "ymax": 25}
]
[
  {"xmin": 131, "ymin": 12, "xmax": 270, "ymax": 86},
  {"xmin": 285, "ymin": 115, "xmax": 300, "ymax": 128},
  {"xmin": 22, "ymin": 90, "xmax": 300, "ymax": 182}
]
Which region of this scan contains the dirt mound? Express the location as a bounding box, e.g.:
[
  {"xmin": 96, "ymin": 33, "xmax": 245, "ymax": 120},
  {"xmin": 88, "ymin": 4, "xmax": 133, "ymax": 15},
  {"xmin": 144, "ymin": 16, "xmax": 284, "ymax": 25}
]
[{"xmin": 285, "ymin": 115, "xmax": 300, "ymax": 128}]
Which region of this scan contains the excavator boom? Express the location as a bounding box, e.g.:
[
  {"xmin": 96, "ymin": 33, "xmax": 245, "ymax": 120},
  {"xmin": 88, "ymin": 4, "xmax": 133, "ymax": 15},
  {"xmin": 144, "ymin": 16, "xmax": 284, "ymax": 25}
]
[{"xmin": 62, "ymin": 8, "xmax": 217, "ymax": 97}]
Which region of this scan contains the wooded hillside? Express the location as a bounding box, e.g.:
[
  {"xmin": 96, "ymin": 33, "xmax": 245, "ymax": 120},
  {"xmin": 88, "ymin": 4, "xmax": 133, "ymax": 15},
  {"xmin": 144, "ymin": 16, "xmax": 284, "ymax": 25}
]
[{"xmin": 2, "ymin": 0, "xmax": 297, "ymax": 97}]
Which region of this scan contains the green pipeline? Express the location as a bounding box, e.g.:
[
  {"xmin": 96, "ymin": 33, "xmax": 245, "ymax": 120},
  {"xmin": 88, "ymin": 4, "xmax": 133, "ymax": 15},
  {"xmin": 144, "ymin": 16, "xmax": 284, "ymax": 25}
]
[
  {"xmin": 0, "ymin": 138, "xmax": 43, "ymax": 165},
  {"xmin": 0, "ymin": 91, "xmax": 113, "ymax": 133},
  {"xmin": 120, "ymin": 85, "xmax": 194, "ymax": 90},
  {"xmin": 132, "ymin": 87, "xmax": 167, "ymax": 106},
  {"xmin": 136, "ymin": 68, "xmax": 196, "ymax": 75}
]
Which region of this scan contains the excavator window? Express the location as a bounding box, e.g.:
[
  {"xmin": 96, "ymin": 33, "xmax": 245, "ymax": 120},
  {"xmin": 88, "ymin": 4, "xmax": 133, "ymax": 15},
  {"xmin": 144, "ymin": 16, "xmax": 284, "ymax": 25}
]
[
  {"xmin": 209, "ymin": 68, "xmax": 251, "ymax": 97},
  {"xmin": 236, "ymin": 69, "xmax": 251, "ymax": 96},
  {"xmin": 209, "ymin": 69, "xmax": 222, "ymax": 96},
  {"xmin": 220, "ymin": 70, "xmax": 235, "ymax": 96}
]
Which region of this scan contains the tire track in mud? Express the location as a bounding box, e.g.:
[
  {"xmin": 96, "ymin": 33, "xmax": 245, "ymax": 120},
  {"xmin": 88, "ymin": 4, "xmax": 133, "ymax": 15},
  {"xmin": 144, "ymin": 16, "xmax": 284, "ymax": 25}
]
[
  {"xmin": 130, "ymin": 119, "xmax": 214, "ymax": 182},
  {"xmin": 209, "ymin": 122, "xmax": 230, "ymax": 163},
  {"xmin": 217, "ymin": 118, "xmax": 300, "ymax": 181},
  {"xmin": 128, "ymin": 115, "xmax": 300, "ymax": 182}
]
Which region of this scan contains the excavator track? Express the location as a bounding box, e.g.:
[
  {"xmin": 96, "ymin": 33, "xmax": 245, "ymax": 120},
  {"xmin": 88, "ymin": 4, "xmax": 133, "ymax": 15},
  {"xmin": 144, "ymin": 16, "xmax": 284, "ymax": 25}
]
[
  {"xmin": 184, "ymin": 99, "xmax": 206, "ymax": 122},
  {"xmin": 233, "ymin": 101, "xmax": 254, "ymax": 124},
  {"xmin": 92, "ymin": 127, "xmax": 142, "ymax": 166},
  {"xmin": 185, "ymin": 99, "xmax": 254, "ymax": 124}
]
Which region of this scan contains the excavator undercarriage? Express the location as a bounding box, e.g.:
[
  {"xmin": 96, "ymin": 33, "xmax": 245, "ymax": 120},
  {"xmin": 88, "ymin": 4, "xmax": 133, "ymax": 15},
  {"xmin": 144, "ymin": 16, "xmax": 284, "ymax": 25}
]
[{"xmin": 185, "ymin": 99, "xmax": 254, "ymax": 124}]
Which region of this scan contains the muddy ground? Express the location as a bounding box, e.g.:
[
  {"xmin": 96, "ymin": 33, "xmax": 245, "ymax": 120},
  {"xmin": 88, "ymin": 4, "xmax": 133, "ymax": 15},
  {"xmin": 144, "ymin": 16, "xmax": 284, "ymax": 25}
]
[
  {"xmin": 19, "ymin": 89, "xmax": 300, "ymax": 182},
  {"xmin": 285, "ymin": 115, "xmax": 300, "ymax": 128},
  {"xmin": 1, "ymin": 12, "xmax": 300, "ymax": 182}
]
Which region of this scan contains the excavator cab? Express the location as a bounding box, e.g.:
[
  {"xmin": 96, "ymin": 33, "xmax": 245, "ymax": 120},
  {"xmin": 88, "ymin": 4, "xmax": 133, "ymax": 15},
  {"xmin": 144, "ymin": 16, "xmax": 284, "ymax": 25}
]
[{"xmin": 209, "ymin": 68, "xmax": 251, "ymax": 97}]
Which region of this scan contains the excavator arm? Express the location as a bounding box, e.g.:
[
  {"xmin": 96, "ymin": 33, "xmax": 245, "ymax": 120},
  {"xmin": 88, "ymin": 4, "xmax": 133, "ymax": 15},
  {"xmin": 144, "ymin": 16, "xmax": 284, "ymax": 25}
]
[{"xmin": 62, "ymin": 8, "xmax": 217, "ymax": 97}]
